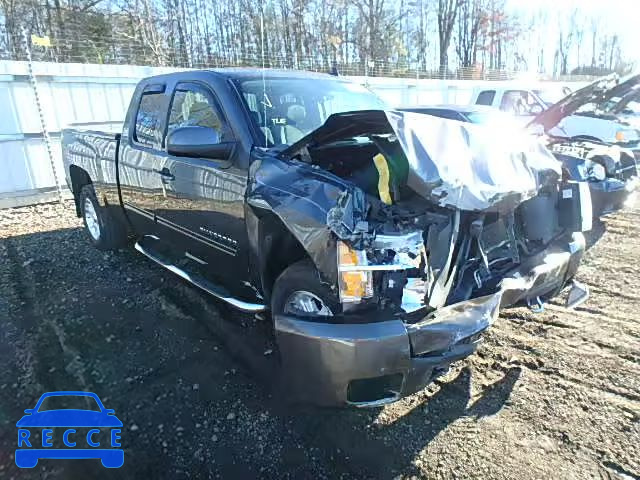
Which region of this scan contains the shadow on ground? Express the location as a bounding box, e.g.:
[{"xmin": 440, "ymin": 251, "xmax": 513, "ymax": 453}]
[{"xmin": 0, "ymin": 225, "xmax": 520, "ymax": 479}]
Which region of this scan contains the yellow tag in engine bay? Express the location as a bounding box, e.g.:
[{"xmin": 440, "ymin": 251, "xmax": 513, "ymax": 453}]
[{"xmin": 373, "ymin": 153, "xmax": 393, "ymax": 205}]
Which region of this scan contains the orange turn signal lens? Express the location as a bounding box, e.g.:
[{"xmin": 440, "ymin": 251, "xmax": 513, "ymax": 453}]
[
  {"xmin": 339, "ymin": 271, "xmax": 373, "ymax": 302},
  {"xmin": 337, "ymin": 241, "xmax": 373, "ymax": 303}
]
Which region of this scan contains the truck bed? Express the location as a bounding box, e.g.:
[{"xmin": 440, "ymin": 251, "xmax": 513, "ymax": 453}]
[
  {"xmin": 65, "ymin": 121, "xmax": 123, "ymax": 135},
  {"xmin": 61, "ymin": 122, "xmax": 122, "ymax": 198}
]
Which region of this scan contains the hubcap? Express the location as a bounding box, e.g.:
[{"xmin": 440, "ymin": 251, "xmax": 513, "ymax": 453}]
[
  {"xmin": 84, "ymin": 197, "xmax": 101, "ymax": 241},
  {"xmin": 284, "ymin": 291, "xmax": 333, "ymax": 316}
]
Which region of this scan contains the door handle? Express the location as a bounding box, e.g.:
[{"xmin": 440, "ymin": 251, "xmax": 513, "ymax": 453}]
[{"xmin": 154, "ymin": 167, "xmax": 175, "ymax": 182}]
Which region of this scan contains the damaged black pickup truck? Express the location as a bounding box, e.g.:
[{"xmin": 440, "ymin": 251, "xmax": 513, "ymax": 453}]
[{"xmin": 62, "ymin": 69, "xmax": 592, "ymax": 407}]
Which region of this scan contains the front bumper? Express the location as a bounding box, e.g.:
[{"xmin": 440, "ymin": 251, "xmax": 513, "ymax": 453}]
[
  {"xmin": 590, "ymin": 176, "xmax": 639, "ymax": 217},
  {"xmin": 274, "ymin": 233, "xmax": 586, "ymax": 407}
]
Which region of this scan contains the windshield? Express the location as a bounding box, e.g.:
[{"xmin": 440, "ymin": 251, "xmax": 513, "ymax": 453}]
[
  {"xmin": 533, "ymin": 88, "xmax": 569, "ymax": 106},
  {"xmin": 499, "ymin": 90, "xmax": 546, "ymax": 116},
  {"xmin": 619, "ymin": 101, "xmax": 640, "ymax": 115},
  {"xmin": 235, "ymin": 78, "xmax": 387, "ymax": 147},
  {"xmin": 598, "ymin": 92, "xmax": 640, "ymax": 115}
]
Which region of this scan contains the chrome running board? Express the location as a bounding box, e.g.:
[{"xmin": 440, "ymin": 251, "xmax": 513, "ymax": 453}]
[{"xmin": 134, "ymin": 239, "xmax": 266, "ymax": 313}]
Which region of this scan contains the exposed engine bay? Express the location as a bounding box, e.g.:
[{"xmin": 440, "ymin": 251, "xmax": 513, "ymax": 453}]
[{"xmin": 270, "ymin": 110, "xmax": 592, "ymax": 318}]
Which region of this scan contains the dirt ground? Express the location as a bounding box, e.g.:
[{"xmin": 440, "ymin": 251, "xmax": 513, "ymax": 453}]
[{"xmin": 0, "ymin": 201, "xmax": 638, "ymax": 480}]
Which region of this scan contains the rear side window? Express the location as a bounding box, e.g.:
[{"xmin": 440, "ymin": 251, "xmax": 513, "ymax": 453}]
[
  {"xmin": 168, "ymin": 87, "xmax": 230, "ymax": 142},
  {"xmin": 476, "ymin": 90, "xmax": 496, "ymax": 106},
  {"xmin": 134, "ymin": 92, "xmax": 165, "ymax": 147}
]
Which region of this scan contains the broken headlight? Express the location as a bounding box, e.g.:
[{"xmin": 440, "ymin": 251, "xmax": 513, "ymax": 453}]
[
  {"xmin": 337, "ymin": 241, "xmax": 374, "ymax": 303},
  {"xmin": 337, "ymin": 233, "xmax": 428, "ymax": 308}
]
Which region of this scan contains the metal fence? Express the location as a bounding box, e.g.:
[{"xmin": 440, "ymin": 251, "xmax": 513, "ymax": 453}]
[{"xmin": 0, "ymin": 26, "xmax": 607, "ymax": 82}]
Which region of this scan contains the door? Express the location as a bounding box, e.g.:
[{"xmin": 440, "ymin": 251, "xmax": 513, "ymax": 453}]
[
  {"xmin": 118, "ymin": 83, "xmax": 169, "ymax": 233},
  {"xmin": 153, "ymin": 82, "xmax": 250, "ymax": 295}
]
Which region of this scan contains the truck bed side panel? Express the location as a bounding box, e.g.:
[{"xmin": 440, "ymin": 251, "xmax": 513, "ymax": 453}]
[{"xmin": 62, "ymin": 127, "xmax": 120, "ymax": 208}]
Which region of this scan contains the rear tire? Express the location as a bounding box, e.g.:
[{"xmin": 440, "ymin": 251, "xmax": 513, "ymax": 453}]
[
  {"xmin": 79, "ymin": 185, "xmax": 128, "ymax": 251},
  {"xmin": 271, "ymin": 259, "xmax": 340, "ymax": 317}
]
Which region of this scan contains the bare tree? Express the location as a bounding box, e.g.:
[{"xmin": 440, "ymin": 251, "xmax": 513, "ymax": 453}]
[
  {"xmin": 555, "ymin": 9, "xmax": 578, "ymax": 75},
  {"xmin": 437, "ymin": 0, "xmax": 462, "ymax": 74},
  {"xmin": 476, "ymin": 0, "xmax": 518, "ymax": 71},
  {"xmin": 607, "ymin": 34, "xmax": 619, "ymax": 71},
  {"xmin": 590, "ymin": 16, "xmax": 600, "ymax": 67},
  {"xmin": 456, "ymin": 0, "xmax": 482, "ymax": 68},
  {"xmin": 0, "ymin": 0, "xmax": 631, "ymax": 77}
]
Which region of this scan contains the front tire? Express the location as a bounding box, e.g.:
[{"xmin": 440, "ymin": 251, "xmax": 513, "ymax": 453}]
[
  {"xmin": 271, "ymin": 259, "xmax": 340, "ymax": 317},
  {"xmin": 79, "ymin": 185, "xmax": 127, "ymax": 251}
]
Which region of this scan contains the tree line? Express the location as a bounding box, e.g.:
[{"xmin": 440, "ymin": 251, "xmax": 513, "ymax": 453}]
[{"xmin": 0, "ymin": 0, "xmax": 630, "ymax": 78}]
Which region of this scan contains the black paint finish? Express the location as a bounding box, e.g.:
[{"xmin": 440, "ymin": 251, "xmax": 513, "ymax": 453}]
[{"xmin": 62, "ymin": 69, "xmax": 371, "ymax": 303}]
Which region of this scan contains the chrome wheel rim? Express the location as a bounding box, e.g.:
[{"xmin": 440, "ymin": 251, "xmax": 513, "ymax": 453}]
[
  {"xmin": 284, "ymin": 291, "xmax": 333, "ymax": 316},
  {"xmin": 84, "ymin": 197, "xmax": 101, "ymax": 241}
]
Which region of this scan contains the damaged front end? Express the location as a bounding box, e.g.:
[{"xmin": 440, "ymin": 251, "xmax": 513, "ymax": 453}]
[{"xmin": 249, "ymin": 110, "xmax": 591, "ymax": 406}]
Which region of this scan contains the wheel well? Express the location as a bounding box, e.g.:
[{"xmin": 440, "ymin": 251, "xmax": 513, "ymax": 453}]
[
  {"xmin": 258, "ymin": 212, "xmax": 310, "ymax": 302},
  {"xmin": 69, "ymin": 165, "xmax": 92, "ymax": 216}
]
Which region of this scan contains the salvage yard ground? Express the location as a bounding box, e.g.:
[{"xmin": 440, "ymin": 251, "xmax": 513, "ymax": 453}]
[{"xmin": 0, "ymin": 201, "xmax": 638, "ymax": 479}]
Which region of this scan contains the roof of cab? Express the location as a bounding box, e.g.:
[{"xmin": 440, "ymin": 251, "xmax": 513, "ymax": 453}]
[
  {"xmin": 401, "ymin": 104, "xmax": 496, "ymax": 114},
  {"xmin": 210, "ymin": 67, "xmax": 341, "ymax": 80},
  {"xmin": 141, "ymin": 67, "xmax": 343, "ymax": 83}
]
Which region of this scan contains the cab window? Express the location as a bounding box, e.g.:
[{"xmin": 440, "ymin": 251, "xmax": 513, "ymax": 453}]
[
  {"xmin": 167, "ymin": 85, "xmax": 231, "ymax": 142},
  {"xmin": 134, "ymin": 92, "xmax": 165, "ymax": 147}
]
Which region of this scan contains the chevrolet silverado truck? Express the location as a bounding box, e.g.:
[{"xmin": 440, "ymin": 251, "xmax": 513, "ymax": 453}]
[{"xmin": 62, "ymin": 69, "xmax": 591, "ymax": 407}]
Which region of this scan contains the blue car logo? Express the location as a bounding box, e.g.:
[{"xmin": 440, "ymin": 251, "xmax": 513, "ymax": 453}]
[{"xmin": 16, "ymin": 391, "xmax": 123, "ymax": 468}]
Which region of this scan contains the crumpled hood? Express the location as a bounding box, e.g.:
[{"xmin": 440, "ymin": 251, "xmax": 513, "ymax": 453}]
[
  {"xmin": 386, "ymin": 111, "xmax": 561, "ymax": 211},
  {"xmin": 282, "ymin": 110, "xmax": 561, "ymax": 211}
]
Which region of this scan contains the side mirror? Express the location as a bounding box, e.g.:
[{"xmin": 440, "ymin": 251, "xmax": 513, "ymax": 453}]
[
  {"xmin": 24, "ymin": 409, "xmax": 34, "ymax": 414},
  {"xmin": 167, "ymin": 126, "xmax": 235, "ymax": 160},
  {"xmin": 105, "ymin": 409, "xmax": 115, "ymax": 415}
]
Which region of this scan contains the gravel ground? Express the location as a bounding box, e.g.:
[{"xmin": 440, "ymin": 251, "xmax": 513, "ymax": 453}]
[{"xmin": 0, "ymin": 201, "xmax": 638, "ymax": 479}]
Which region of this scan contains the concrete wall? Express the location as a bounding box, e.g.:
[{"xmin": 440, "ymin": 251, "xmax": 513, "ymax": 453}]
[
  {"xmin": 0, "ymin": 61, "xmax": 180, "ymax": 201},
  {"xmin": 0, "ymin": 60, "xmax": 583, "ymax": 204}
]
